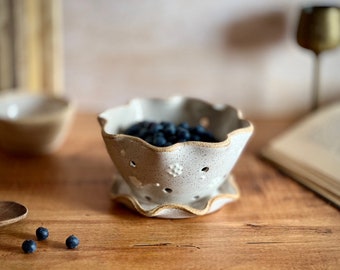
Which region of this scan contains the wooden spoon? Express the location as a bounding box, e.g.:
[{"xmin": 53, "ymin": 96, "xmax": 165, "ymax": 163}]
[{"xmin": 0, "ymin": 201, "xmax": 28, "ymax": 226}]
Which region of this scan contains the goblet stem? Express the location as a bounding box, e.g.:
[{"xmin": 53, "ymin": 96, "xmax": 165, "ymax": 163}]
[{"xmin": 311, "ymin": 53, "xmax": 320, "ymax": 111}]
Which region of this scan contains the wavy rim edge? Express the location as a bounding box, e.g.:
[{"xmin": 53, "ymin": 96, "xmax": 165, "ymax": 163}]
[
  {"xmin": 0, "ymin": 92, "xmax": 74, "ymax": 124},
  {"xmin": 111, "ymin": 175, "xmax": 240, "ymax": 217},
  {"xmin": 98, "ymin": 96, "xmax": 254, "ymax": 151}
]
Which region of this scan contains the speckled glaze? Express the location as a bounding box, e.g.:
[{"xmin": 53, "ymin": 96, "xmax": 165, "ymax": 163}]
[
  {"xmin": 111, "ymin": 173, "xmax": 240, "ymax": 218},
  {"xmin": 98, "ymin": 96, "xmax": 253, "ymax": 206},
  {"xmin": 0, "ymin": 91, "xmax": 74, "ymax": 155}
]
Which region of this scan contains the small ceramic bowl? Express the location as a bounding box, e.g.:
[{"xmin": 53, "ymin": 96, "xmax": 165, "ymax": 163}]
[
  {"xmin": 0, "ymin": 91, "xmax": 74, "ymax": 155},
  {"xmin": 99, "ymin": 96, "xmax": 253, "ymax": 215}
]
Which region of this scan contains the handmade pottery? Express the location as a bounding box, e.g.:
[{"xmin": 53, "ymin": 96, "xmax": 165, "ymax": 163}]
[
  {"xmin": 111, "ymin": 173, "xmax": 240, "ymax": 218},
  {"xmin": 0, "ymin": 91, "xmax": 74, "ymax": 155},
  {"xmin": 98, "ymin": 96, "xmax": 253, "ymax": 216}
]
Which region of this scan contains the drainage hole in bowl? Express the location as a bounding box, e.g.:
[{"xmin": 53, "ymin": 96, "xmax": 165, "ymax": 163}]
[
  {"xmin": 199, "ymin": 116, "xmax": 210, "ymax": 128},
  {"xmin": 201, "ymin": 167, "xmax": 209, "ymax": 172},
  {"xmin": 163, "ymin": 188, "xmax": 173, "ymax": 193},
  {"xmin": 194, "ymin": 195, "xmax": 200, "ymax": 200},
  {"xmin": 129, "ymin": 161, "xmax": 136, "ymax": 167},
  {"xmin": 145, "ymin": 196, "xmax": 152, "ymax": 201}
]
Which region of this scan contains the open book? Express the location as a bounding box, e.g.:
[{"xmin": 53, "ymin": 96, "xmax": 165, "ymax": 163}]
[{"xmin": 261, "ymin": 102, "xmax": 340, "ymax": 207}]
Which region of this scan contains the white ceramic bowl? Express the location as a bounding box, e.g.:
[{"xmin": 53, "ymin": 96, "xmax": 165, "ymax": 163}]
[
  {"xmin": 0, "ymin": 91, "xmax": 74, "ymax": 155},
  {"xmin": 98, "ymin": 96, "xmax": 253, "ymax": 206}
]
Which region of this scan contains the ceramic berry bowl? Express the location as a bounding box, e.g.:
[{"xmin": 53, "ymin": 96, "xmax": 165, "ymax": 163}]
[
  {"xmin": 0, "ymin": 91, "xmax": 74, "ymax": 155},
  {"xmin": 98, "ymin": 96, "xmax": 253, "ymax": 218}
]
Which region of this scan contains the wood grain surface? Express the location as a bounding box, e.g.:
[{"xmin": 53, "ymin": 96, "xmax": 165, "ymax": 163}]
[{"xmin": 0, "ymin": 113, "xmax": 339, "ymax": 269}]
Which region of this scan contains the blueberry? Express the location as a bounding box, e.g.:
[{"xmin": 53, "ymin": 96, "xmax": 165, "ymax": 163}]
[
  {"xmin": 140, "ymin": 121, "xmax": 151, "ymax": 128},
  {"xmin": 201, "ymin": 130, "xmax": 218, "ymax": 142},
  {"xmin": 66, "ymin": 235, "xmax": 79, "ymax": 249},
  {"xmin": 125, "ymin": 123, "xmax": 141, "ymax": 135},
  {"xmin": 160, "ymin": 121, "xmax": 170, "ymax": 126},
  {"xmin": 190, "ymin": 134, "xmax": 201, "ymax": 141},
  {"xmin": 190, "ymin": 125, "xmax": 204, "ymax": 135},
  {"xmin": 137, "ymin": 127, "xmax": 150, "ymax": 139},
  {"xmin": 176, "ymin": 127, "xmax": 190, "ymax": 141},
  {"xmin": 124, "ymin": 120, "xmax": 219, "ymax": 146},
  {"xmin": 22, "ymin": 240, "xmax": 37, "ymax": 253},
  {"xmin": 36, "ymin": 227, "xmax": 49, "ymax": 241},
  {"xmin": 167, "ymin": 135, "xmax": 178, "ymax": 144},
  {"xmin": 178, "ymin": 122, "xmax": 190, "ymax": 129},
  {"xmin": 149, "ymin": 122, "xmax": 163, "ymax": 133},
  {"xmin": 144, "ymin": 135, "xmax": 154, "ymax": 144},
  {"xmin": 163, "ymin": 124, "xmax": 176, "ymax": 136},
  {"xmin": 152, "ymin": 134, "xmax": 167, "ymax": 147}
]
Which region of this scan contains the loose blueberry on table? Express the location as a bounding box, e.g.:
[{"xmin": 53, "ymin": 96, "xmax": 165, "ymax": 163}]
[
  {"xmin": 36, "ymin": 227, "xmax": 49, "ymax": 241},
  {"xmin": 65, "ymin": 235, "xmax": 79, "ymax": 249},
  {"xmin": 22, "ymin": 240, "xmax": 37, "ymax": 254},
  {"xmin": 124, "ymin": 121, "xmax": 218, "ymax": 147}
]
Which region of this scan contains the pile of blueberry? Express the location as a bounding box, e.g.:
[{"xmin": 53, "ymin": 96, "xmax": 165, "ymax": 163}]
[
  {"xmin": 123, "ymin": 121, "xmax": 218, "ymax": 147},
  {"xmin": 21, "ymin": 227, "xmax": 79, "ymax": 254}
]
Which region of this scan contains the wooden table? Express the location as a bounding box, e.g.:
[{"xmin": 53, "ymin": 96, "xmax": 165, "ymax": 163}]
[{"xmin": 0, "ymin": 113, "xmax": 339, "ymax": 269}]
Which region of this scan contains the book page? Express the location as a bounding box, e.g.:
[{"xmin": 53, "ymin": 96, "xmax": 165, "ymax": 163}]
[{"xmin": 266, "ymin": 102, "xmax": 340, "ymax": 184}]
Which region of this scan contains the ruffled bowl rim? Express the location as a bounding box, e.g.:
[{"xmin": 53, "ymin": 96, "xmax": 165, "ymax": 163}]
[
  {"xmin": 111, "ymin": 173, "xmax": 240, "ymax": 218},
  {"xmin": 98, "ymin": 96, "xmax": 254, "ymax": 151}
]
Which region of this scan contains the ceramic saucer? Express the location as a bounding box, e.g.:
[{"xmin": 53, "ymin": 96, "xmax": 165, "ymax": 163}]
[{"xmin": 111, "ymin": 174, "xmax": 240, "ymax": 218}]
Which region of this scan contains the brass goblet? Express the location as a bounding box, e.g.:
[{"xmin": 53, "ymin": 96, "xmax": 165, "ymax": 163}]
[{"xmin": 296, "ymin": 5, "xmax": 340, "ymax": 111}]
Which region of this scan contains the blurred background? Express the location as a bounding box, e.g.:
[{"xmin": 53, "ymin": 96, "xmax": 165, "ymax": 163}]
[{"xmin": 1, "ymin": 0, "xmax": 340, "ymax": 118}]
